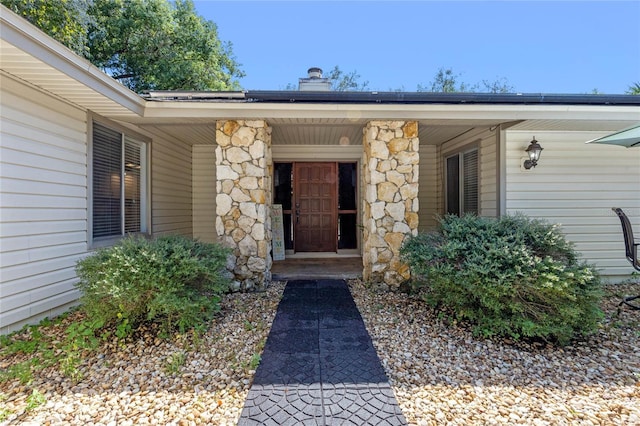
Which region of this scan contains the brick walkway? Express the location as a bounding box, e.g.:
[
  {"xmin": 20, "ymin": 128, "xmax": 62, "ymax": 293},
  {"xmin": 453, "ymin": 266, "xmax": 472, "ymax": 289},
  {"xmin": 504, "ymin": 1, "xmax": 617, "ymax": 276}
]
[{"xmin": 238, "ymin": 279, "xmax": 407, "ymax": 425}]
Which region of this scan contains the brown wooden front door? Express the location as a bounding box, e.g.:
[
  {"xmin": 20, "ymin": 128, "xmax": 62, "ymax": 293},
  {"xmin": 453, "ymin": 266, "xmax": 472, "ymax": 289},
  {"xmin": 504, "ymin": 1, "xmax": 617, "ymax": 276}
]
[{"xmin": 294, "ymin": 162, "xmax": 337, "ymax": 252}]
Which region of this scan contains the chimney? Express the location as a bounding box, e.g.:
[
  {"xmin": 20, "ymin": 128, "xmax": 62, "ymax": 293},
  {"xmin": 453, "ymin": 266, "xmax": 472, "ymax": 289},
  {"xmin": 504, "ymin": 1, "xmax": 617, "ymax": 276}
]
[{"xmin": 298, "ymin": 67, "xmax": 332, "ymax": 91}]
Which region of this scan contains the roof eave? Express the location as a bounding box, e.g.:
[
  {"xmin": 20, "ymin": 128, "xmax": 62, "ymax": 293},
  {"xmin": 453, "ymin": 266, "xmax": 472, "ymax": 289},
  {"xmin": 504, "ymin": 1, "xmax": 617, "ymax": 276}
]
[{"xmin": 0, "ymin": 5, "xmax": 145, "ymax": 116}]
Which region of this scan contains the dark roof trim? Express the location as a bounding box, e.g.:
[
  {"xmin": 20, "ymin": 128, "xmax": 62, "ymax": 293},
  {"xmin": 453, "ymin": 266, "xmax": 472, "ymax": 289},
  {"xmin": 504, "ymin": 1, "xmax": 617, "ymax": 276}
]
[
  {"xmin": 245, "ymin": 91, "xmax": 640, "ymax": 106},
  {"xmin": 144, "ymin": 90, "xmax": 640, "ymax": 106}
]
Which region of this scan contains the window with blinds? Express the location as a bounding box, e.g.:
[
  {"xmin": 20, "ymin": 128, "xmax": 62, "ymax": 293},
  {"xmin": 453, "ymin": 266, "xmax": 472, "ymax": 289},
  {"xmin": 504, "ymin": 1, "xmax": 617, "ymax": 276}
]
[
  {"xmin": 92, "ymin": 122, "xmax": 147, "ymax": 242},
  {"xmin": 445, "ymin": 148, "xmax": 479, "ymax": 216}
]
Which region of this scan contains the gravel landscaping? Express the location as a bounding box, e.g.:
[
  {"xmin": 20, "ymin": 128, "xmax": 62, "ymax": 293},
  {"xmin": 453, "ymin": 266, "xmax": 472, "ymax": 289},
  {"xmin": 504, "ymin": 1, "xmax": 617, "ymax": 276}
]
[
  {"xmin": 351, "ymin": 279, "xmax": 640, "ymax": 426},
  {"xmin": 1, "ymin": 279, "xmax": 639, "ymax": 425}
]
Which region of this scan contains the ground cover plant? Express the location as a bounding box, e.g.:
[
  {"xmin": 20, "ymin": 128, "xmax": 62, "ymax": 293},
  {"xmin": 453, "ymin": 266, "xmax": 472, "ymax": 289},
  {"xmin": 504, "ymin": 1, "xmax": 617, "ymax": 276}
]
[
  {"xmin": 401, "ymin": 214, "xmax": 604, "ymax": 345},
  {"xmin": 75, "ymin": 235, "xmax": 232, "ymax": 337}
]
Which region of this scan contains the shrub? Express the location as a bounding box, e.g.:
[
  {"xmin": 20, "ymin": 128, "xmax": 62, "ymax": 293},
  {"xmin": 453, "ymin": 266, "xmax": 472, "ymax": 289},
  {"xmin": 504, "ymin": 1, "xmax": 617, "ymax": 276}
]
[
  {"xmin": 75, "ymin": 235, "xmax": 231, "ymax": 336},
  {"xmin": 400, "ymin": 214, "xmax": 603, "ymax": 345}
]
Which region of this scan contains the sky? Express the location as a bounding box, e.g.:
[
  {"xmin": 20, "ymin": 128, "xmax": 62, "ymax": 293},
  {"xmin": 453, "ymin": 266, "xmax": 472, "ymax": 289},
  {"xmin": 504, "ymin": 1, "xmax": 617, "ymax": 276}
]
[{"xmin": 192, "ymin": 0, "xmax": 640, "ymax": 94}]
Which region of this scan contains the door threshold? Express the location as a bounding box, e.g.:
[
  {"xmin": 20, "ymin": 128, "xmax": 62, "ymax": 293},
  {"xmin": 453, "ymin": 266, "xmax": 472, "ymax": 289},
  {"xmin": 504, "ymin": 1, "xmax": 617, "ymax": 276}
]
[{"xmin": 282, "ymin": 252, "xmax": 361, "ymax": 259}]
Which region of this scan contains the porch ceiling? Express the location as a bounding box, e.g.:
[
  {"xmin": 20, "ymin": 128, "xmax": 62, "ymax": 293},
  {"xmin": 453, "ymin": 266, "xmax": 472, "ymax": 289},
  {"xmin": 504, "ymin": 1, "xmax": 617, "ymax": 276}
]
[
  {"xmin": 136, "ymin": 118, "xmax": 639, "ymax": 147},
  {"xmin": 136, "ymin": 118, "xmax": 508, "ymax": 146}
]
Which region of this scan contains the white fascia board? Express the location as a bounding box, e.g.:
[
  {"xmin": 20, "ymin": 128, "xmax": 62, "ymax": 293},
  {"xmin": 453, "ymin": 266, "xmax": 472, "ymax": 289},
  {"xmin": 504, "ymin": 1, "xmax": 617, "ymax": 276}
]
[
  {"xmin": 143, "ymin": 101, "xmax": 640, "ymax": 122},
  {"xmin": 0, "ymin": 5, "xmax": 145, "ymax": 116}
]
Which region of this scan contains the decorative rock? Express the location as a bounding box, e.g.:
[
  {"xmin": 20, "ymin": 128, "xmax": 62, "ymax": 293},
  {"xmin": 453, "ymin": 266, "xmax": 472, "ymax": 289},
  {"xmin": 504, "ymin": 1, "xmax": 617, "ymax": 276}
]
[
  {"xmin": 226, "ymin": 147, "xmax": 251, "ymax": 163},
  {"xmin": 377, "ymin": 182, "xmax": 398, "ymax": 203},
  {"xmin": 216, "ymin": 194, "xmax": 233, "ymax": 216},
  {"xmin": 222, "ymin": 120, "xmax": 240, "ymax": 136},
  {"xmin": 230, "ymin": 188, "xmax": 251, "ymax": 203},
  {"xmin": 217, "ymin": 165, "xmax": 239, "ymax": 181},
  {"xmin": 385, "ymin": 202, "xmax": 405, "ymax": 222},
  {"xmin": 231, "ymin": 126, "xmax": 256, "ymax": 147},
  {"xmin": 388, "ymin": 138, "xmax": 409, "ymax": 154}
]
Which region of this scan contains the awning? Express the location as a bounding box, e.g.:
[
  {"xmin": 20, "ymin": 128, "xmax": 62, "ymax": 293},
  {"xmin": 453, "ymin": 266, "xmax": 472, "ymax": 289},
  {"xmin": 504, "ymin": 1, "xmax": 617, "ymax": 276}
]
[{"xmin": 586, "ymin": 124, "xmax": 640, "ymax": 148}]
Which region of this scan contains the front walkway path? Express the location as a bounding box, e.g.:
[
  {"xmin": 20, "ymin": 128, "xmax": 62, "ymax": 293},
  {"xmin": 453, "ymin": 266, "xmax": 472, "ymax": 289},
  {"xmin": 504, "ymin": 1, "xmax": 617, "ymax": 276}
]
[{"xmin": 238, "ymin": 279, "xmax": 407, "ymax": 425}]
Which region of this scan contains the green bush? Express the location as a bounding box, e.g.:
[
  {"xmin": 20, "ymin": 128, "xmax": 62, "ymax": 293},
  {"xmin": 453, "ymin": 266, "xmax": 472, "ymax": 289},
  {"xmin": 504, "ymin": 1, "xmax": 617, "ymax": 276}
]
[
  {"xmin": 400, "ymin": 214, "xmax": 603, "ymax": 345},
  {"xmin": 75, "ymin": 235, "xmax": 231, "ymax": 336}
]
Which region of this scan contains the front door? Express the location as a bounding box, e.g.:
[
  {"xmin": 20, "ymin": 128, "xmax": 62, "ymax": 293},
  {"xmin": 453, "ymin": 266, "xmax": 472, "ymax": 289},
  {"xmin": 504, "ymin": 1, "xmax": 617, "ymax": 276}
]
[{"xmin": 294, "ymin": 162, "xmax": 337, "ymax": 252}]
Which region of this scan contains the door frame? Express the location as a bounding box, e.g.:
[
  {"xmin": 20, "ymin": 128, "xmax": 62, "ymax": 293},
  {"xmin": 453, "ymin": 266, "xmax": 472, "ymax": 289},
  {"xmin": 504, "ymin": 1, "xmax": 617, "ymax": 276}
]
[{"xmin": 271, "ymin": 146, "xmax": 363, "ymax": 257}]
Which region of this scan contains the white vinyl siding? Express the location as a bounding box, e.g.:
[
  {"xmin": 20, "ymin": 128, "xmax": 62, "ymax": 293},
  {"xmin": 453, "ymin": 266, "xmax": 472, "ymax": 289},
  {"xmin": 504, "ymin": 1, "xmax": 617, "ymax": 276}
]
[
  {"xmin": 418, "ymin": 144, "xmax": 439, "ymax": 231},
  {"xmin": 479, "ymin": 132, "xmax": 498, "ymax": 217},
  {"xmin": 505, "ymin": 130, "xmax": 640, "ymax": 280},
  {"xmin": 192, "ymin": 145, "xmax": 217, "ymax": 242},
  {"xmin": 1, "ymin": 74, "xmax": 87, "ymax": 333},
  {"xmin": 149, "ymin": 131, "xmax": 193, "ymax": 236}
]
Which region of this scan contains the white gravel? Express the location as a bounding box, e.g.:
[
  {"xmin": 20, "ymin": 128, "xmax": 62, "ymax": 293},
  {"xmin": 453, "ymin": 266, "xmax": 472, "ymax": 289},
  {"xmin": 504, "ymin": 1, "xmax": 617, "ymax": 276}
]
[
  {"xmin": 1, "ymin": 279, "xmax": 639, "ymax": 425},
  {"xmin": 0, "ymin": 282, "xmax": 285, "ymax": 426},
  {"xmin": 351, "ymin": 279, "xmax": 640, "ymax": 426}
]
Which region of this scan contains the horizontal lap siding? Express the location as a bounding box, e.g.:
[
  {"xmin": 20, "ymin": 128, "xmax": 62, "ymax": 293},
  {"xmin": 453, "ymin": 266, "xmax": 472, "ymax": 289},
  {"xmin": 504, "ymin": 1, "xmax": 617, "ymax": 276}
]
[
  {"xmin": 505, "ymin": 130, "xmax": 640, "ymax": 280},
  {"xmin": 149, "ymin": 131, "xmax": 193, "ymax": 237},
  {"xmin": 1, "ymin": 75, "xmax": 88, "ymax": 333},
  {"xmin": 479, "ymin": 133, "xmax": 498, "ymax": 217},
  {"xmin": 192, "ymin": 145, "xmax": 217, "ymax": 242},
  {"xmin": 418, "ymin": 144, "xmax": 439, "ymax": 232}
]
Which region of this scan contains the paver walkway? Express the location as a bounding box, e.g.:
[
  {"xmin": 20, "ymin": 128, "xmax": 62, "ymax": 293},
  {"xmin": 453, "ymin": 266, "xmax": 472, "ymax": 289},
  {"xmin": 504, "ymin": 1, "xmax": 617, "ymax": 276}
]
[{"xmin": 238, "ymin": 279, "xmax": 407, "ymax": 425}]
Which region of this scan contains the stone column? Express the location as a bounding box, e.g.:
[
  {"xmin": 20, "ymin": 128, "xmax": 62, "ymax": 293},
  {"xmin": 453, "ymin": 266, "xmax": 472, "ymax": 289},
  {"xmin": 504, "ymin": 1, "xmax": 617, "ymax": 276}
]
[
  {"xmin": 362, "ymin": 120, "xmax": 419, "ymax": 288},
  {"xmin": 215, "ymin": 120, "xmax": 272, "ymax": 290}
]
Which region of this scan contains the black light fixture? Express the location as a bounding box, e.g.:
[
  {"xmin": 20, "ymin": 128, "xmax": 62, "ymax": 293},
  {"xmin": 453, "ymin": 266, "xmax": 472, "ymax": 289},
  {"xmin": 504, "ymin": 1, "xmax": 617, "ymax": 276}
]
[{"xmin": 523, "ymin": 137, "xmax": 543, "ymax": 169}]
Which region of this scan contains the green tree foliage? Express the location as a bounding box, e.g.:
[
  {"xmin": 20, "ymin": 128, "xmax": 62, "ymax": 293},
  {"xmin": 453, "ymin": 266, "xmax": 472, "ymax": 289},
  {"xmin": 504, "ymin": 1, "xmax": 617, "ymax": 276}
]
[
  {"xmin": 418, "ymin": 67, "xmax": 514, "ymax": 93},
  {"xmin": 626, "ymin": 82, "xmax": 640, "ymax": 95},
  {"xmin": 325, "ymin": 65, "xmax": 370, "ymax": 91},
  {"xmin": 401, "ymin": 214, "xmax": 603, "ymax": 345},
  {"xmin": 2, "ymin": 0, "xmax": 244, "ymax": 93},
  {"xmin": 2, "ymin": 0, "xmax": 94, "ymax": 55},
  {"xmin": 87, "ymin": 0, "xmax": 243, "ymax": 92}
]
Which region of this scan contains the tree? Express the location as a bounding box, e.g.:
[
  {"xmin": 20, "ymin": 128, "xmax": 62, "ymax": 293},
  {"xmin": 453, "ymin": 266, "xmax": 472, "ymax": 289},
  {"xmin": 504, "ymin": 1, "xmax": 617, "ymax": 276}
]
[
  {"xmin": 3, "ymin": 0, "xmax": 244, "ymax": 93},
  {"xmin": 2, "ymin": 0, "xmax": 94, "ymax": 56},
  {"xmin": 627, "ymin": 82, "xmax": 640, "ymax": 95},
  {"xmin": 325, "ymin": 66, "xmax": 370, "ymax": 91},
  {"xmin": 87, "ymin": 0, "xmax": 243, "ymax": 92},
  {"xmin": 417, "ymin": 67, "xmax": 513, "ymax": 93}
]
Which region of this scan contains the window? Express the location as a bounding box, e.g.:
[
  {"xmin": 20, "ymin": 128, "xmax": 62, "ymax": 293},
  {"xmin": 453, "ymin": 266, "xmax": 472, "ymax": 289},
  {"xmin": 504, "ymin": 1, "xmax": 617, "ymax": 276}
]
[
  {"xmin": 445, "ymin": 148, "xmax": 478, "ymax": 216},
  {"xmin": 92, "ymin": 121, "xmax": 148, "ymax": 243}
]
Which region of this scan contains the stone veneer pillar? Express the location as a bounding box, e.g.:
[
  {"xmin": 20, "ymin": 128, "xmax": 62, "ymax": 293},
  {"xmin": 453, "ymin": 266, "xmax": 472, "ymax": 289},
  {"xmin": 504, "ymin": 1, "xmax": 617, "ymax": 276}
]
[
  {"xmin": 215, "ymin": 120, "xmax": 272, "ymax": 290},
  {"xmin": 362, "ymin": 120, "xmax": 419, "ymax": 288}
]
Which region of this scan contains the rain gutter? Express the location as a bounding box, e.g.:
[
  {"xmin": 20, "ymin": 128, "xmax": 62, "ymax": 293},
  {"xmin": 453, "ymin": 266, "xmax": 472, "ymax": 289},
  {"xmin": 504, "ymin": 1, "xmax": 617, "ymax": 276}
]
[{"xmin": 244, "ymin": 91, "xmax": 640, "ymax": 106}]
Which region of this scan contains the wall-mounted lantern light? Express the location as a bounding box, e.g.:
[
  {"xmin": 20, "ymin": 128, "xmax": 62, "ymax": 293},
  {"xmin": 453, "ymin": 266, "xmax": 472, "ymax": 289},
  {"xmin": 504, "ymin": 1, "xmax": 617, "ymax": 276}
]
[{"xmin": 523, "ymin": 137, "xmax": 543, "ymax": 169}]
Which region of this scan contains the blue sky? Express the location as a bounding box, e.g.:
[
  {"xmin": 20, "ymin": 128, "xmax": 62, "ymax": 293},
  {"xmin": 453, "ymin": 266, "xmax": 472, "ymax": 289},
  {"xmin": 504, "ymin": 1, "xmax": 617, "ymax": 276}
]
[{"xmin": 192, "ymin": 1, "xmax": 640, "ymax": 94}]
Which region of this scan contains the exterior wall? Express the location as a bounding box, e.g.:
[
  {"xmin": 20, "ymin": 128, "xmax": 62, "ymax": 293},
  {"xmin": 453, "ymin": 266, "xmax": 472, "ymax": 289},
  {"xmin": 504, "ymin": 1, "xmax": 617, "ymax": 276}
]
[
  {"xmin": 192, "ymin": 145, "xmax": 217, "ymax": 243},
  {"xmin": 504, "ymin": 130, "xmax": 640, "ymax": 280},
  {"xmin": 0, "ymin": 74, "xmax": 87, "ymax": 333},
  {"xmin": 149, "ymin": 131, "xmax": 193, "ymax": 237},
  {"xmin": 479, "ymin": 132, "xmax": 499, "ymax": 217},
  {"xmin": 418, "ymin": 144, "xmax": 439, "ymax": 232}
]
